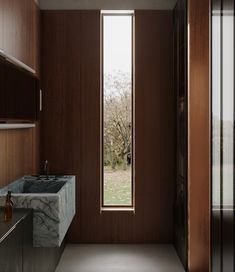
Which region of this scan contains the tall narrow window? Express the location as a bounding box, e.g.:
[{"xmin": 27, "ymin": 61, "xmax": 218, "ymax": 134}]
[
  {"xmin": 101, "ymin": 11, "xmax": 134, "ymax": 207},
  {"xmin": 211, "ymin": 0, "xmax": 235, "ymax": 270}
]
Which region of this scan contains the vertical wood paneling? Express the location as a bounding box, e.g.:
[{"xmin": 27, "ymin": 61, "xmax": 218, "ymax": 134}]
[
  {"xmin": 188, "ymin": 0, "xmax": 210, "ymax": 271},
  {"xmin": 41, "ymin": 10, "xmax": 175, "ymax": 243},
  {"xmin": 41, "ymin": 10, "xmax": 83, "ymax": 241},
  {"xmin": 0, "ymin": 0, "xmax": 4, "ymax": 50},
  {"xmin": 32, "ymin": 122, "xmax": 40, "ymax": 174},
  {"xmin": 174, "ymin": 0, "xmax": 188, "ymax": 268},
  {"xmin": 33, "ymin": 1, "xmax": 40, "ymax": 77},
  {"xmin": 0, "ymin": 0, "xmax": 40, "ymax": 188},
  {"xmin": 0, "ymin": 126, "xmax": 40, "ymax": 188},
  {"xmin": 2, "ymin": 0, "xmax": 40, "ymax": 74},
  {"xmin": 134, "ymin": 10, "xmax": 175, "ymax": 242},
  {"xmin": 78, "ymin": 11, "xmax": 102, "ymax": 242},
  {"xmin": 0, "ymin": 132, "xmax": 7, "ymax": 186},
  {"xmin": 24, "ymin": 0, "xmax": 34, "ymax": 69}
]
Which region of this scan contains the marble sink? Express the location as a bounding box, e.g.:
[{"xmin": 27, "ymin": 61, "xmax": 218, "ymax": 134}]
[{"xmin": 0, "ymin": 175, "xmax": 75, "ymax": 247}]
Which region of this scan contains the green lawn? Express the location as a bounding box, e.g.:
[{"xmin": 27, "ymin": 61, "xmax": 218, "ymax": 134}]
[{"xmin": 104, "ymin": 166, "xmax": 132, "ymax": 206}]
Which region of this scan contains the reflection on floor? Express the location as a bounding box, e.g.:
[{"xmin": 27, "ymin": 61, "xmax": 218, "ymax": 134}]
[{"xmin": 55, "ymin": 244, "xmax": 185, "ymax": 272}]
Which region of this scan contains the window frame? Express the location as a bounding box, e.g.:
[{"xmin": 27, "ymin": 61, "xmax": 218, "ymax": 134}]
[{"xmin": 100, "ymin": 11, "xmax": 135, "ymax": 209}]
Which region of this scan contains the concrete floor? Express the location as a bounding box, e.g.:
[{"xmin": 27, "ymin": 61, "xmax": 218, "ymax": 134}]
[{"xmin": 55, "ymin": 244, "xmax": 185, "ymax": 272}]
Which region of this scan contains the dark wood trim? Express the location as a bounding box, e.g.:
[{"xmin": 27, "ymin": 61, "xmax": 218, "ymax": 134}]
[
  {"xmin": 188, "ymin": 0, "xmax": 211, "ymax": 271},
  {"xmin": 100, "ymin": 11, "xmax": 104, "ymax": 208},
  {"xmin": 173, "ymin": 0, "xmax": 188, "ymax": 268},
  {"xmin": 0, "ymin": 126, "xmax": 39, "ymax": 188}
]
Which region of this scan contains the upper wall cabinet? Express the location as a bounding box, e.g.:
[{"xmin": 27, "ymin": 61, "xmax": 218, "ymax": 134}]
[
  {"xmin": 0, "ymin": 0, "xmax": 40, "ymax": 76},
  {"xmin": 0, "ymin": 0, "xmax": 4, "ymax": 50}
]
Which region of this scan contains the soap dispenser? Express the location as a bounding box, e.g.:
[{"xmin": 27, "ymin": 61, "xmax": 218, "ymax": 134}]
[{"xmin": 4, "ymin": 191, "xmax": 13, "ymax": 221}]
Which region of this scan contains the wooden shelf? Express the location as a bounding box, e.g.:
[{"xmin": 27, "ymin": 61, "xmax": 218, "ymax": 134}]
[{"xmin": 0, "ymin": 124, "xmax": 35, "ymax": 130}]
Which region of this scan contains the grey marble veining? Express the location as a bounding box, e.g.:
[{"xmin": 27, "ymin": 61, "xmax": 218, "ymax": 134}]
[{"xmin": 0, "ymin": 176, "xmax": 76, "ymax": 247}]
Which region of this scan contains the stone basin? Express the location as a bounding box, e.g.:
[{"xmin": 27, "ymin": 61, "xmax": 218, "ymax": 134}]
[{"xmin": 0, "ymin": 175, "xmax": 76, "ymax": 247}]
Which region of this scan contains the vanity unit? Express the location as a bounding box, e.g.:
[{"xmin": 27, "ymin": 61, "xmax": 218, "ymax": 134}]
[
  {"xmin": 0, "ymin": 175, "xmax": 75, "ymax": 272},
  {"xmin": 0, "ymin": 208, "xmax": 65, "ymax": 272},
  {"xmin": 0, "ymin": 209, "xmax": 33, "ymax": 272},
  {"xmin": 0, "ymin": 175, "xmax": 76, "ymax": 247}
]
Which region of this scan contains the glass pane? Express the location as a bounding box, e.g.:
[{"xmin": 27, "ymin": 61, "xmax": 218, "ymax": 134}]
[
  {"xmin": 221, "ymin": 3, "xmax": 234, "ymax": 270},
  {"xmin": 212, "ymin": 3, "xmax": 222, "ymax": 271},
  {"xmin": 212, "ymin": 1, "xmax": 235, "ymax": 271},
  {"xmin": 212, "ymin": 6, "xmax": 221, "ymax": 208},
  {"xmin": 103, "ymin": 15, "xmax": 133, "ymax": 206},
  {"xmin": 222, "ymin": 6, "xmax": 234, "ymax": 208}
]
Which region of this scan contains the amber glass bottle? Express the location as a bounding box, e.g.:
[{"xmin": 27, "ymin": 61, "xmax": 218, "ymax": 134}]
[{"xmin": 4, "ymin": 191, "xmax": 13, "ymax": 221}]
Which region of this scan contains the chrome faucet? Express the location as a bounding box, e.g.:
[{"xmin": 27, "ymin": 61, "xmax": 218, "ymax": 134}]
[{"xmin": 44, "ymin": 160, "xmax": 49, "ymax": 179}]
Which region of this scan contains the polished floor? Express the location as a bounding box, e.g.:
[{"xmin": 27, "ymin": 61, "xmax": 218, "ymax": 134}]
[{"xmin": 55, "ymin": 244, "xmax": 185, "ymax": 272}]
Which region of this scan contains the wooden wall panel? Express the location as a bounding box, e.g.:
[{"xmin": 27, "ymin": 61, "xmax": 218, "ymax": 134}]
[
  {"xmin": 33, "ymin": 1, "xmax": 40, "ymax": 77},
  {"xmin": 41, "ymin": 10, "xmax": 83, "ymax": 241},
  {"xmin": 2, "ymin": 0, "xmax": 40, "ymax": 74},
  {"xmin": 0, "ymin": 0, "xmax": 4, "ymax": 50},
  {"xmin": 174, "ymin": 0, "xmax": 188, "ymax": 268},
  {"xmin": 0, "ymin": 132, "xmax": 7, "ymax": 185},
  {"xmin": 41, "ymin": 10, "xmax": 174, "ymax": 243},
  {"xmin": 0, "ymin": 0, "xmax": 40, "ymax": 189},
  {"xmin": 78, "ymin": 11, "xmax": 102, "ymax": 242},
  {"xmin": 134, "ymin": 10, "xmax": 175, "ymax": 242},
  {"xmin": 0, "ymin": 125, "xmax": 40, "ymax": 188},
  {"xmin": 188, "ymin": 0, "xmax": 210, "ymax": 271}
]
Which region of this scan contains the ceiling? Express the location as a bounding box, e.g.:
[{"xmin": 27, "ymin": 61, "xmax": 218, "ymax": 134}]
[{"xmin": 39, "ymin": 0, "xmax": 177, "ymax": 10}]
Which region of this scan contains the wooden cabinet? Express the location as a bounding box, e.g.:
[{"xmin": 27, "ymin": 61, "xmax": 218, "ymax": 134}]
[
  {"xmin": 22, "ymin": 211, "xmax": 34, "ymax": 272},
  {"xmin": 0, "ymin": 0, "xmax": 40, "ymax": 75},
  {"xmin": 0, "ymin": 209, "xmax": 64, "ymax": 272},
  {"xmin": 0, "ymin": 0, "xmax": 5, "ymax": 50},
  {"xmin": 33, "ymin": 1, "xmax": 40, "ymax": 76},
  {"xmin": 0, "ymin": 209, "xmax": 33, "ymax": 272},
  {"xmin": 0, "ymin": 223, "xmax": 23, "ymax": 272},
  {"xmin": 0, "ymin": 58, "xmax": 39, "ymax": 121}
]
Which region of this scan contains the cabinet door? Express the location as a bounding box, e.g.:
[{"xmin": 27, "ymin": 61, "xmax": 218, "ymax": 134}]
[
  {"xmin": 23, "ymin": 0, "xmax": 35, "ymax": 69},
  {"xmin": 3, "ymin": 0, "xmax": 39, "ymax": 73},
  {"xmin": 0, "ymin": 224, "xmax": 23, "ymax": 272},
  {"xmin": 3, "ymin": 0, "xmax": 27, "ymax": 64},
  {"xmin": 4, "ymin": 61, "xmax": 39, "ymax": 120},
  {"xmin": 0, "ymin": 0, "xmax": 5, "ymax": 50},
  {"xmin": 24, "ymin": 0, "xmax": 40, "ymax": 73},
  {"xmin": 22, "ymin": 211, "xmax": 33, "ymax": 272},
  {"xmin": 33, "ymin": 0, "xmax": 40, "ymax": 77}
]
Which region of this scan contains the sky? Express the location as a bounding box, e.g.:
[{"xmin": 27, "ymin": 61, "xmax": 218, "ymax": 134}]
[{"xmin": 103, "ymin": 15, "xmax": 132, "ymax": 74}]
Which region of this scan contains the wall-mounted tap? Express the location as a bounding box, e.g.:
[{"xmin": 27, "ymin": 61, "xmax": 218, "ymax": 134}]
[{"xmin": 44, "ymin": 160, "xmax": 49, "ymax": 179}]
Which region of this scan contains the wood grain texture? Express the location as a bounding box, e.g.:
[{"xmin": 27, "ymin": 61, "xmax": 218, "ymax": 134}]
[
  {"xmin": 0, "ymin": 0, "xmax": 4, "ymax": 50},
  {"xmin": 2, "ymin": 0, "xmax": 40, "ymax": 74},
  {"xmin": 0, "ymin": 209, "xmax": 62, "ymax": 272},
  {"xmin": 0, "ymin": 220, "xmax": 23, "ymax": 271},
  {"xmin": 188, "ymin": 0, "xmax": 210, "ymax": 271},
  {"xmin": 134, "ymin": 10, "xmax": 175, "ymax": 242},
  {"xmin": 41, "ymin": 10, "xmax": 175, "ymax": 243},
  {"xmin": 0, "ymin": 0, "xmax": 41, "ymax": 188},
  {"xmin": 0, "ymin": 59, "xmax": 40, "ymax": 121},
  {"xmin": 33, "ymin": 0, "xmax": 40, "ymax": 77},
  {"xmin": 0, "ymin": 125, "xmax": 40, "ymax": 188},
  {"xmin": 174, "ymin": 0, "xmax": 188, "ymax": 268},
  {"xmin": 41, "ymin": 10, "xmax": 83, "ymax": 241}
]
